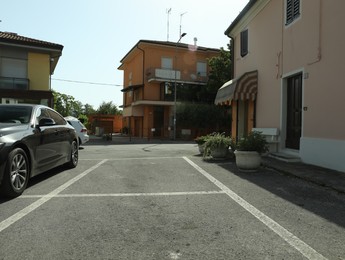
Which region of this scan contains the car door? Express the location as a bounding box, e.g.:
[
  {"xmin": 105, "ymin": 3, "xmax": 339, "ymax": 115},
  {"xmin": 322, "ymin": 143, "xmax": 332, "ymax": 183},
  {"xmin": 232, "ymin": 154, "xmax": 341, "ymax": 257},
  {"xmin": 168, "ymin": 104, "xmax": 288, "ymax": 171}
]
[
  {"xmin": 46, "ymin": 109, "xmax": 71, "ymax": 160},
  {"xmin": 33, "ymin": 108, "xmax": 62, "ymax": 174}
]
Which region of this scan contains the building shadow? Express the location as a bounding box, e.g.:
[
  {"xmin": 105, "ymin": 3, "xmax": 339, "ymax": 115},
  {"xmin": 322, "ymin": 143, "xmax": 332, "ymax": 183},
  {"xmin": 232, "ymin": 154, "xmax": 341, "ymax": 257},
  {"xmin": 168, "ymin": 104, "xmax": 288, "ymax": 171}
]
[{"xmin": 200, "ymin": 156, "xmax": 345, "ymax": 229}]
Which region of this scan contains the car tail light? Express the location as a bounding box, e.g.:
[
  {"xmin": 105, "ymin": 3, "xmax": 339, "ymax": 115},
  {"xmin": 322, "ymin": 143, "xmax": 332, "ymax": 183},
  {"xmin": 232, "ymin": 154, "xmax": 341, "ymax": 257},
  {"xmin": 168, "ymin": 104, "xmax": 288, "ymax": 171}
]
[{"xmin": 81, "ymin": 128, "xmax": 87, "ymax": 133}]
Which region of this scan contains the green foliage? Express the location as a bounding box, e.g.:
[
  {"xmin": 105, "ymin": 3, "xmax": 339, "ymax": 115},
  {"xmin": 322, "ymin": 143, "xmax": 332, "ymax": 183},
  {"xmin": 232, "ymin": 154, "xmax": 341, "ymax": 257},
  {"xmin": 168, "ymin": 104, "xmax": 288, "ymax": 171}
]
[
  {"xmin": 194, "ymin": 135, "xmax": 210, "ymax": 145},
  {"xmin": 53, "ymin": 89, "xmax": 123, "ymax": 126},
  {"xmin": 203, "ymin": 132, "xmax": 232, "ymax": 157},
  {"xmin": 83, "ymin": 103, "xmax": 96, "ymax": 115},
  {"xmin": 176, "ymin": 103, "xmax": 231, "ymax": 130},
  {"xmin": 97, "ymin": 101, "xmax": 121, "ymax": 115},
  {"xmin": 200, "ymin": 45, "xmax": 231, "ymax": 103},
  {"xmin": 236, "ymin": 131, "xmax": 269, "ymax": 154},
  {"xmin": 78, "ymin": 114, "xmax": 89, "ymax": 128},
  {"xmin": 172, "ymin": 45, "xmax": 230, "ymax": 104},
  {"xmin": 53, "ymin": 90, "xmax": 81, "ymax": 117}
]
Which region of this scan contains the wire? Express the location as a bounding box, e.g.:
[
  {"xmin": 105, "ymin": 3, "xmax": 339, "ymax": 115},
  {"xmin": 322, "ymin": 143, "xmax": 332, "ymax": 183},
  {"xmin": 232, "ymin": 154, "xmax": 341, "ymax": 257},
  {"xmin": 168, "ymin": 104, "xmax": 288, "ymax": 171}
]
[{"xmin": 51, "ymin": 78, "xmax": 123, "ymax": 87}]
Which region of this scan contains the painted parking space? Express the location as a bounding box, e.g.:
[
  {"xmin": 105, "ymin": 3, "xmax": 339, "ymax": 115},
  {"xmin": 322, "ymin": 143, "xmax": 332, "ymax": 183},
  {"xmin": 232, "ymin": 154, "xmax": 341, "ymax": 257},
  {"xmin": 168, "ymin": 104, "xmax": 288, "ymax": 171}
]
[{"xmin": 0, "ymin": 143, "xmax": 342, "ymax": 259}]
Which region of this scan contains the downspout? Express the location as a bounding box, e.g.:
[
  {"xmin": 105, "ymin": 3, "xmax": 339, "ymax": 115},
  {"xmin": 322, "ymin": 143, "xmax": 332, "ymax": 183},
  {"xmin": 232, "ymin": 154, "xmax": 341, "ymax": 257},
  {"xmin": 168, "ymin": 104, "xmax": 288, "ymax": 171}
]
[
  {"xmin": 49, "ymin": 57, "xmax": 52, "ymax": 107},
  {"xmin": 229, "ymin": 36, "xmax": 239, "ymax": 140},
  {"xmin": 136, "ymin": 44, "xmax": 145, "ymax": 138},
  {"xmin": 308, "ymin": 0, "xmax": 322, "ymax": 65},
  {"xmin": 229, "ymin": 36, "xmax": 235, "ymax": 80},
  {"xmin": 136, "ymin": 44, "xmax": 145, "ymax": 94}
]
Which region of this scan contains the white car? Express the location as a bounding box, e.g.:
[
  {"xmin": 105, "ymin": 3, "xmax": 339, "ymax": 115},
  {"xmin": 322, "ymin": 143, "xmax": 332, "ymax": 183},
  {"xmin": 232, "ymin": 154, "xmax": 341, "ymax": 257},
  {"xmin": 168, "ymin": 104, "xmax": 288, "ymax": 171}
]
[{"xmin": 65, "ymin": 116, "xmax": 89, "ymax": 145}]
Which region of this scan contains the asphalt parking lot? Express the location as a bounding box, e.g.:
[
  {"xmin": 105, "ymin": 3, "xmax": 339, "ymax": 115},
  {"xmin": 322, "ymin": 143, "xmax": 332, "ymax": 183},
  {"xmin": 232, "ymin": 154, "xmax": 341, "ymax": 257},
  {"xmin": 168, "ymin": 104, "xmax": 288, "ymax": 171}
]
[{"xmin": 1, "ymin": 140, "xmax": 345, "ymax": 260}]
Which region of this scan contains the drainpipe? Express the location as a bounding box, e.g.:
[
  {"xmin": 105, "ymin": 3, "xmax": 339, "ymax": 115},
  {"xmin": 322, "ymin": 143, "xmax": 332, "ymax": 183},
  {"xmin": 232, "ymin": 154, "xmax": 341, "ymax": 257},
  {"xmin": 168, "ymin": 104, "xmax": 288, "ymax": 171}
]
[
  {"xmin": 229, "ymin": 36, "xmax": 238, "ymax": 140},
  {"xmin": 136, "ymin": 44, "xmax": 145, "ymax": 92},
  {"xmin": 308, "ymin": 0, "xmax": 322, "ymax": 65},
  {"xmin": 229, "ymin": 36, "xmax": 235, "ymax": 80},
  {"xmin": 136, "ymin": 44, "xmax": 145, "ymax": 138}
]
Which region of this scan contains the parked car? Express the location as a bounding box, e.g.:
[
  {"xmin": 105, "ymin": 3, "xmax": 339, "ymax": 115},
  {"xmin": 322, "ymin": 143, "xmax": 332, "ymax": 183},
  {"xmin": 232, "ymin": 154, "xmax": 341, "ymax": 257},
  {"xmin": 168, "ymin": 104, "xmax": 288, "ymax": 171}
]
[
  {"xmin": 64, "ymin": 116, "xmax": 89, "ymax": 145},
  {"xmin": 0, "ymin": 104, "xmax": 79, "ymax": 198}
]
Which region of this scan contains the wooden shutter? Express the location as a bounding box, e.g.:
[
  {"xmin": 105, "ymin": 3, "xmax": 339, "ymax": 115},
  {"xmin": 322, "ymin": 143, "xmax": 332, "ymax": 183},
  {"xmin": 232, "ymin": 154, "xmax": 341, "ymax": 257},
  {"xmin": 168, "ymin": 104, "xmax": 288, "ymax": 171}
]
[
  {"xmin": 286, "ymin": 0, "xmax": 300, "ymax": 25},
  {"xmin": 240, "ymin": 29, "xmax": 248, "ymax": 57}
]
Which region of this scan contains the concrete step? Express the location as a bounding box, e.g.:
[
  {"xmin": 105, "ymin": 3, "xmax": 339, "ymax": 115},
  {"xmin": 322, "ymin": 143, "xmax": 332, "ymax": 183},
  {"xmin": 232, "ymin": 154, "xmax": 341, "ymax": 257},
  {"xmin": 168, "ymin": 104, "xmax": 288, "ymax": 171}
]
[{"xmin": 268, "ymin": 152, "xmax": 301, "ymax": 163}]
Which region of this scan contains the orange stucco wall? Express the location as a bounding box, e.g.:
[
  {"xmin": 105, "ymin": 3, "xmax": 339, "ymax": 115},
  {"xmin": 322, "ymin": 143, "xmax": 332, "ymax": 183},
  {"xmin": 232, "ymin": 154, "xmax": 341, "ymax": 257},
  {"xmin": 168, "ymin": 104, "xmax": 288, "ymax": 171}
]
[
  {"xmin": 88, "ymin": 114, "xmax": 123, "ymax": 133},
  {"xmin": 119, "ymin": 41, "xmax": 220, "ymax": 139}
]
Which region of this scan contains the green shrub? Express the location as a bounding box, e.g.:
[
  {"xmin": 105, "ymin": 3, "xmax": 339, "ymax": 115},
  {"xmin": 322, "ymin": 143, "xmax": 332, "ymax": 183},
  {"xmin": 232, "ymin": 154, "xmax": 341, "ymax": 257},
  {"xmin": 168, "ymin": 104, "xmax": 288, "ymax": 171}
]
[
  {"xmin": 194, "ymin": 135, "xmax": 210, "ymax": 145},
  {"xmin": 203, "ymin": 132, "xmax": 232, "ymax": 157},
  {"xmin": 236, "ymin": 131, "xmax": 269, "ymax": 154}
]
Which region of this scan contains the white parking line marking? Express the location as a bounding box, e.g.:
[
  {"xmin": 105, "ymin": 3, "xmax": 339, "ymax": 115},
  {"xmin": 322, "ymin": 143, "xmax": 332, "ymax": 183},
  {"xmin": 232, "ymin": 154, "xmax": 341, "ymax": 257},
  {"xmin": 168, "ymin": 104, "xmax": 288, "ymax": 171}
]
[
  {"xmin": 183, "ymin": 157, "xmax": 327, "ymax": 260},
  {"xmin": 81, "ymin": 156, "xmax": 183, "ymax": 161},
  {"xmin": 19, "ymin": 191, "xmax": 225, "ymax": 198},
  {"xmin": 0, "ymin": 159, "xmax": 108, "ymax": 233}
]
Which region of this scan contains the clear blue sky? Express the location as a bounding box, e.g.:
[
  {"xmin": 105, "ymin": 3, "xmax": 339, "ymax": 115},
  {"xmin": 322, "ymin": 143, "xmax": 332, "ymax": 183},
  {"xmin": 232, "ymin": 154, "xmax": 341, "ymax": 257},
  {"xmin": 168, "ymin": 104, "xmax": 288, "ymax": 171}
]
[{"xmin": 1, "ymin": 0, "xmax": 249, "ymax": 109}]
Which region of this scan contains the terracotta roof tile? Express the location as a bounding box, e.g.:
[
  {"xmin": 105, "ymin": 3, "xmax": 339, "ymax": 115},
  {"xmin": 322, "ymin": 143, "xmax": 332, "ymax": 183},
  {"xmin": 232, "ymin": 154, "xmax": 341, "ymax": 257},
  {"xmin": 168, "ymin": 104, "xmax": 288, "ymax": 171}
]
[{"xmin": 0, "ymin": 31, "xmax": 63, "ymax": 50}]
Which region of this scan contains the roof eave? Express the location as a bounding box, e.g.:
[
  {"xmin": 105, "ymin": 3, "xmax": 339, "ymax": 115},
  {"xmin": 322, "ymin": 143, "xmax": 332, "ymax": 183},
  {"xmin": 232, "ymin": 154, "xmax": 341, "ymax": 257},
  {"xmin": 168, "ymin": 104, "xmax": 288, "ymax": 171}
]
[{"xmin": 224, "ymin": 0, "xmax": 258, "ymax": 37}]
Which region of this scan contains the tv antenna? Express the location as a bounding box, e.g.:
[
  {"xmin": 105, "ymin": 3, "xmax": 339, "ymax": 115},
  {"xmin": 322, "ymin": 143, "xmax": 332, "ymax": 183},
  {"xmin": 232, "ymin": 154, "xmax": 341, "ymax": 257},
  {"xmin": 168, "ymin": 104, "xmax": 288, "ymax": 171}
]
[
  {"xmin": 179, "ymin": 12, "xmax": 187, "ymax": 38},
  {"xmin": 166, "ymin": 8, "xmax": 171, "ymax": 41}
]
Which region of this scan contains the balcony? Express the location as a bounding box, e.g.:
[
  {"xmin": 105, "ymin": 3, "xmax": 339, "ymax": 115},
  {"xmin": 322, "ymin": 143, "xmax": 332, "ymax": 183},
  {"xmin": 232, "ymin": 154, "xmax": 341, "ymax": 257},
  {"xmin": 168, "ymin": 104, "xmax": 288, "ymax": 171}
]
[
  {"xmin": 0, "ymin": 77, "xmax": 29, "ymax": 90},
  {"xmin": 145, "ymin": 68, "xmax": 208, "ymax": 85}
]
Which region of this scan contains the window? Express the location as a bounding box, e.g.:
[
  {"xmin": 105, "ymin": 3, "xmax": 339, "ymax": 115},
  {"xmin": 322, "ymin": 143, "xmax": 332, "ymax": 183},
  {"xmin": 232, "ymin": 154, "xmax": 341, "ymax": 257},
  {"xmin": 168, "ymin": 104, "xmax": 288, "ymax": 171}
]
[
  {"xmin": 196, "ymin": 62, "xmax": 207, "ymax": 77},
  {"xmin": 160, "ymin": 82, "xmax": 174, "ymax": 101},
  {"xmin": 240, "ymin": 29, "xmax": 248, "ymax": 57},
  {"xmin": 286, "ymin": 0, "xmax": 300, "ymax": 25},
  {"xmin": 35, "ymin": 108, "xmax": 50, "ymax": 125},
  {"xmin": 0, "ymin": 57, "xmax": 27, "ymax": 78},
  {"xmin": 161, "ymin": 57, "xmax": 173, "ymax": 69},
  {"xmin": 47, "ymin": 109, "xmax": 66, "ymax": 125}
]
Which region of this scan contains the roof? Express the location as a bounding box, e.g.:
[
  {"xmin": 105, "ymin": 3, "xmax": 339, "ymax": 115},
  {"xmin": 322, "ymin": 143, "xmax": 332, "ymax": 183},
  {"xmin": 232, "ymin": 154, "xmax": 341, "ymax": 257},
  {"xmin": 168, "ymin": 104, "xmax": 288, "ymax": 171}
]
[
  {"xmin": 0, "ymin": 31, "xmax": 63, "ymax": 51},
  {"xmin": 119, "ymin": 39, "xmax": 220, "ymax": 65},
  {"xmin": 224, "ymin": 0, "xmax": 258, "ymax": 36}
]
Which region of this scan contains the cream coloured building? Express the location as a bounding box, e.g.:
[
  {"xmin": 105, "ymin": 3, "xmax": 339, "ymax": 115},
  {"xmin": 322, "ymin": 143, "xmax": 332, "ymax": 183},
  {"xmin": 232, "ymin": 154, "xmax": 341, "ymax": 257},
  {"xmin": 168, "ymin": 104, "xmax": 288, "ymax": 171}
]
[{"xmin": 216, "ymin": 0, "xmax": 345, "ymax": 172}]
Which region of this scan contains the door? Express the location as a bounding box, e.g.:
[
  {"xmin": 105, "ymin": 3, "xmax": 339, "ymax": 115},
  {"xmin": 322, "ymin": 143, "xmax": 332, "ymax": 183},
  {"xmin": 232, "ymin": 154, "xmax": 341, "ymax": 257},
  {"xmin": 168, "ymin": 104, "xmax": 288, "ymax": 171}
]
[
  {"xmin": 286, "ymin": 73, "xmax": 302, "ymax": 149},
  {"xmin": 153, "ymin": 106, "xmax": 164, "ymax": 137}
]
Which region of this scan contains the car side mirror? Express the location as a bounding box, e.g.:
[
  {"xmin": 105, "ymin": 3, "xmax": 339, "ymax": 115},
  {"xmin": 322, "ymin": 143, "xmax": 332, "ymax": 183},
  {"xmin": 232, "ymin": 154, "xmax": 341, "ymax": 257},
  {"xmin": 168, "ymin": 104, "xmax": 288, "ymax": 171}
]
[{"xmin": 38, "ymin": 117, "xmax": 56, "ymax": 126}]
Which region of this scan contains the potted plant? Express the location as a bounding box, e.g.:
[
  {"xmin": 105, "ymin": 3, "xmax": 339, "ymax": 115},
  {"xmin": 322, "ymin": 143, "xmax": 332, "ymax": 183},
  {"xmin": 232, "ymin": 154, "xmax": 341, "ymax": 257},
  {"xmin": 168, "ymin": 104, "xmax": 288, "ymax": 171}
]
[
  {"xmin": 203, "ymin": 132, "xmax": 232, "ymax": 159},
  {"xmin": 195, "ymin": 135, "xmax": 209, "ymax": 154},
  {"xmin": 234, "ymin": 131, "xmax": 269, "ymax": 172}
]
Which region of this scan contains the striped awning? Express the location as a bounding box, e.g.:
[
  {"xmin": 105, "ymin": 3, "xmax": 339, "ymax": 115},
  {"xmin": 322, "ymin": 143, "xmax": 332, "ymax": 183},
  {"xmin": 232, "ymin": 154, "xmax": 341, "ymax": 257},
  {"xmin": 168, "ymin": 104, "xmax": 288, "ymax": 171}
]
[{"xmin": 214, "ymin": 70, "xmax": 258, "ymax": 105}]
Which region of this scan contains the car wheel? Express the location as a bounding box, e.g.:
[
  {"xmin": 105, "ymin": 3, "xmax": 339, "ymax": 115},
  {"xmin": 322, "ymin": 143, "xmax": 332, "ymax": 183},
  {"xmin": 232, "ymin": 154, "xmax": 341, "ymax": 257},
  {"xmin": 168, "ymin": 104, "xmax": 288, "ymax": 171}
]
[
  {"xmin": 66, "ymin": 140, "xmax": 78, "ymax": 168},
  {"xmin": 0, "ymin": 148, "xmax": 29, "ymax": 198}
]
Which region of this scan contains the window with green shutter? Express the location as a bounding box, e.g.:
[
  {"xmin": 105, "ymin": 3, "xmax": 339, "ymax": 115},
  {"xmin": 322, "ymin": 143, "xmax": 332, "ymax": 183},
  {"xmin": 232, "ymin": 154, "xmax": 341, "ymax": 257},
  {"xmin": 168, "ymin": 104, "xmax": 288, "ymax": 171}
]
[
  {"xmin": 240, "ymin": 29, "xmax": 248, "ymax": 57},
  {"xmin": 286, "ymin": 0, "xmax": 300, "ymax": 25}
]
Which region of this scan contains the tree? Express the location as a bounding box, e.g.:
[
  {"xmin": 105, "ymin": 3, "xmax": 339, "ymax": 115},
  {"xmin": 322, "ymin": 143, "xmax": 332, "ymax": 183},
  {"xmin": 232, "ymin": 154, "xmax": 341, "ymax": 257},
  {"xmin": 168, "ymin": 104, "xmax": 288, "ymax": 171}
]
[
  {"xmin": 83, "ymin": 103, "xmax": 96, "ymax": 115},
  {"xmin": 198, "ymin": 45, "xmax": 231, "ymax": 103},
  {"xmin": 176, "ymin": 103, "xmax": 231, "ymax": 133},
  {"xmin": 97, "ymin": 101, "xmax": 121, "ymax": 115},
  {"xmin": 53, "ymin": 90, "xmax": 83, "ymax": 117}
]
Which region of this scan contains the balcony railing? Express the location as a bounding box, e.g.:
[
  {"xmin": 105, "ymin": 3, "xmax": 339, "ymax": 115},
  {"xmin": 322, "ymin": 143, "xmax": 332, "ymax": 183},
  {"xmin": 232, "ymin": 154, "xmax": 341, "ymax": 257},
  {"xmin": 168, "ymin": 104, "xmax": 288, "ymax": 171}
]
[
  {"xmin": 0, "ymin": 76, "xmax": 29, "ymax": 90},
  {"xmin": 145, "ymin": 68, "xmax": 208, "ymax": 84}
]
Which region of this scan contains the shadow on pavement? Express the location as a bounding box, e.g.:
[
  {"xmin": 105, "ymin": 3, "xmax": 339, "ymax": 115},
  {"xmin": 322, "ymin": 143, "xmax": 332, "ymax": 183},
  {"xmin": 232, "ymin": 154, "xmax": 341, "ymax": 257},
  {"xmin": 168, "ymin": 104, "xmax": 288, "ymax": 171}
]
[{"xmin": 201, "ymin": 155, "xmax": 345, "ymax": 230}]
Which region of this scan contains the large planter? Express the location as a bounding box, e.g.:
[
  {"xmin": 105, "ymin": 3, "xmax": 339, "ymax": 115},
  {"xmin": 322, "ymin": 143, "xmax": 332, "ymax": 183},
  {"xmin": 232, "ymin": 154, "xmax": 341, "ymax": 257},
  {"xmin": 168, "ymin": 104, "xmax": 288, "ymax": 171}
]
[
  {"xmin": 234, "ymin": 150, "xmax": 262, "ymax": 172},
  {"xmin": 198, "ymin": 144, "xmax": 205, "ymax": 154},
  {"xmin": 210, "ymin": 146, "xmax": 228, "ymax": 159}
]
